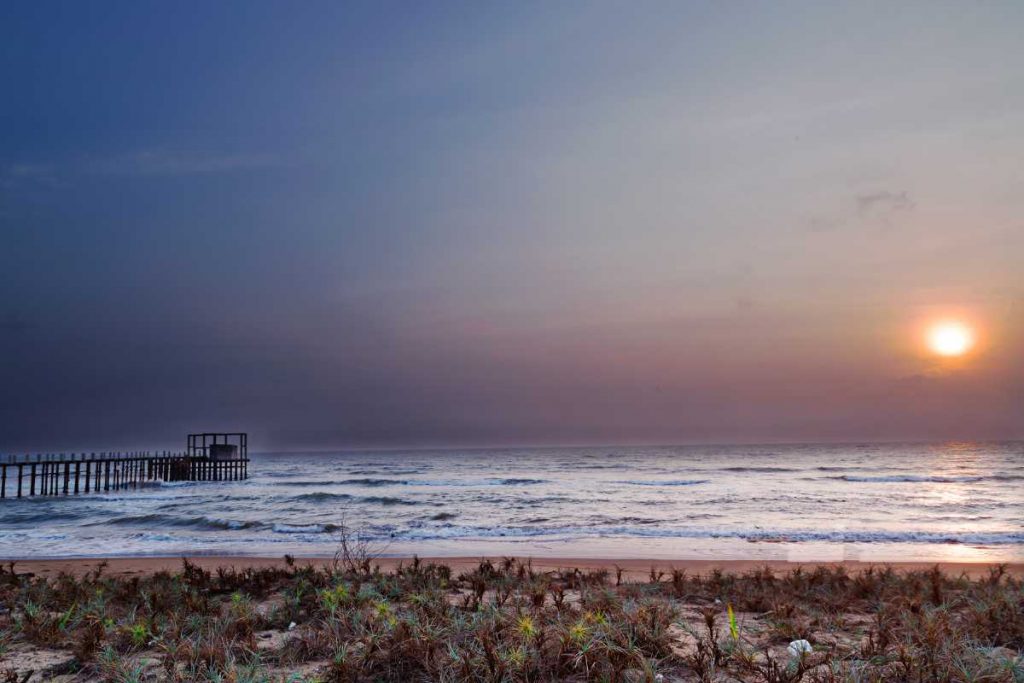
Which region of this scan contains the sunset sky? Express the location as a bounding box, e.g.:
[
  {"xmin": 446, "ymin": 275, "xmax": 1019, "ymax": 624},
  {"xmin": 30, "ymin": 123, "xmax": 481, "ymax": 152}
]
[{"xmin": 2, "ymin": 1, "xmax": 1022, "ymax": 450}]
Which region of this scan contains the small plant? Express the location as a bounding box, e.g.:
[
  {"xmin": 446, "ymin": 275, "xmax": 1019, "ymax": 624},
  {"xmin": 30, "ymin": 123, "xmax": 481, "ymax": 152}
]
[
  {"xmin": 727, "ymin": 603, "xmax": 739, "ymax": 640},
  {"xmin": 516, "ymin": 614, "xmax": 537, "ymax": 639},
  {"xmin": 319, "ymin": 583, "xmax": 350, "ymax": 614},
  {"xmin": 128, "ymin": 622, "xmax": 148, "ymax": 648},
  {"xmin": 331, "ymin": 516, "xmax": 388, "ymax": 576},
  {"xmin": 57, "ymin": 602, "xmax": 77, "ymax": 631}
]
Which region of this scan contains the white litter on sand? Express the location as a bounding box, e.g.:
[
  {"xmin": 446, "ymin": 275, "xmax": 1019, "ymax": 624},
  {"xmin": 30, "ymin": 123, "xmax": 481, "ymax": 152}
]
[{"xmin": 788, "ymin": 640, "xmax": 813, "ymax": 657}]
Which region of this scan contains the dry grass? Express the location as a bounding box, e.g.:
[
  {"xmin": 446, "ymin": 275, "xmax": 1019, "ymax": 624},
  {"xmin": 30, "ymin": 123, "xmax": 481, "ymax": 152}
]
[{"xmin": 0, "ymin": 557, "xmax": 1021, "ymax": 681}]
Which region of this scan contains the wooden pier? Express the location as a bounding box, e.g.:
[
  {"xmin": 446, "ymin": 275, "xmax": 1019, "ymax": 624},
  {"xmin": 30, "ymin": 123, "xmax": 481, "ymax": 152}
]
[{"xmin": 0, "ymin": 451, "xmax": 250, "ymax": 499}]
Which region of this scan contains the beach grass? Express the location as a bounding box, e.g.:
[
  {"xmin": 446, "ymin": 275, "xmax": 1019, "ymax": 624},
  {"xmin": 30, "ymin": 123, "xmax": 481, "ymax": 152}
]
[{"xmin": 1, "ymin": 555, "xmax": 1022, "ymax": 681}]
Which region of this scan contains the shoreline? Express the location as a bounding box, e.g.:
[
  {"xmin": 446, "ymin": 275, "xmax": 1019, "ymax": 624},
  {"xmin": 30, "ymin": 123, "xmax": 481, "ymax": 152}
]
[{"xmin": 7, "ymin": 554, "xmax": 1022, "ymax": 579}]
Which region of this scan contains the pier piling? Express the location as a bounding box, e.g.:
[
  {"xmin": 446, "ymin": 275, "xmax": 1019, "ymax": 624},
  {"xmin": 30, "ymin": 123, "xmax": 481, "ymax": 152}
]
[{"xmin": 0, "ymin": 450, "xmax": 250, "ymax": 500}]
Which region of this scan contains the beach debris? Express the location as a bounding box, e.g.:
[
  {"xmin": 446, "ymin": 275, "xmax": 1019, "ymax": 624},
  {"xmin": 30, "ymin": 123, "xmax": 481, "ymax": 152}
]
[
  {"xmin": 788, "ymin": 639, "xmax": 813, "ymax": 657},
  {"xmin": 288, "ymin": 621, "xmax": 297, "ymax": 630},
  {"xmin": 256, "ymin": 630, "xmax": 291, "ymax": 651}
]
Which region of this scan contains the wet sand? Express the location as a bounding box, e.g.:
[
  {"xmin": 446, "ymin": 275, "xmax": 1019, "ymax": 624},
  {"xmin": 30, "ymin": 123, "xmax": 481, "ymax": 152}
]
[{"xmin": 7, "ymin": 555, "xmax": 1022, "ymax": 579}]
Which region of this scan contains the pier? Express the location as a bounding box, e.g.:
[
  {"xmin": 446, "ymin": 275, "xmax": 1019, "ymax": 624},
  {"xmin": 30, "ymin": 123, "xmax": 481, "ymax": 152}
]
[{"xmin": 0, "ymin": 433, "xmax": 250, "ymax": 499}]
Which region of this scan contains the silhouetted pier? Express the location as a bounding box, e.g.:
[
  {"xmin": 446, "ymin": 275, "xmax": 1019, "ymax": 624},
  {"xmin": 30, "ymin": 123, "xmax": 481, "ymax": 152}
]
[{"xmin": 0, "ymin": 433, "xmax": 250, "ymax": 499}]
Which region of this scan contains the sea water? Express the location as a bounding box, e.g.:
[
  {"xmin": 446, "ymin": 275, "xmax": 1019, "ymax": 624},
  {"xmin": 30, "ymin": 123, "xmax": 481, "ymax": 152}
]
[{"xmin": 1, "ymin": 442, "xmax": 1021, "ymax": 562}]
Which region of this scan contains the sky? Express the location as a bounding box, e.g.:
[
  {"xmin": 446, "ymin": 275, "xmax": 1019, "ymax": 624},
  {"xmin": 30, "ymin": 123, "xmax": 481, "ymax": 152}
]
[{"xmin": 1, "ymin": 1, "xmax": 1022, "ymax": 452}]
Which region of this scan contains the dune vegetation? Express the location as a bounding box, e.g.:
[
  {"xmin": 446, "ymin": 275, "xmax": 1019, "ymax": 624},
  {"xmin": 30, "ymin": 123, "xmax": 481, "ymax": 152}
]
[{"xmin": 0, "ymin": 550, "xmax": 1022, "ymax": 682}]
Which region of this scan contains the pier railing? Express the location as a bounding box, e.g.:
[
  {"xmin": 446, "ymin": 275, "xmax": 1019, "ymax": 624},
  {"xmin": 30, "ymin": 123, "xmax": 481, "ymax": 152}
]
[{"xmin": 0, "ymin": 451, "xmax": 249, "ymax": 499}]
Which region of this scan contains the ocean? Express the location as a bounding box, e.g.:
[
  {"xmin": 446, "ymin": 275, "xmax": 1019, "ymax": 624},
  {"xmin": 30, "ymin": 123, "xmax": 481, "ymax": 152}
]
[{"xmin": 1, "ymin": 442, "xmax": 1022, "ymax": 562}]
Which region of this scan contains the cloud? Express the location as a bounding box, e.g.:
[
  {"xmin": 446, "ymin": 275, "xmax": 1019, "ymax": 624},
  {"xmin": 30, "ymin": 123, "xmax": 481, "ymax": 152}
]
[
  {"xmin": 85, "ymin": 150, "xmax": 277, "ymax": 176},
  {"xmin": 1, "ymin": 150, "xmax": 277, "ymax": 194},
  {"xmin": 807, "ymin": 190, "xmax": 915, "ymax": 232},
  {"xmin": 734, "ymin": 295, "xmax": 756, "ymax": 311},
  {"xmin": 856, "ymin": 190, "xmax": 914, "ymax": 217},
  {"xmin": 0, "ymin": 163, "xmax": 61, "ymax": 191}
]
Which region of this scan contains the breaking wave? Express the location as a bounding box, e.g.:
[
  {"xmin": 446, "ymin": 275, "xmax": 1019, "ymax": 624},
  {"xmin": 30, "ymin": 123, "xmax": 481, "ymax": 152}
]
[
  {"xmin": 291, "ymin": 492, "xmax": 353, "ymax": 502},
  {"xmin": 96, "ymin": 514, "xmax": 266, "ymax": 531},
  {"xmin": 835, "ymin": 474, "xmax": 1023, "ymax": 483},
  {"xmin": 613, "ymin": 479, "xmax": 709, "ymax": 487}
]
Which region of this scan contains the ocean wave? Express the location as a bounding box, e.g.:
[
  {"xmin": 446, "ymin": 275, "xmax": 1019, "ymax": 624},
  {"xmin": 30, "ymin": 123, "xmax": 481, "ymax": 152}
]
[
  {"xmin": 386, "ymin": 524, "xmax": 1024, "ymax": 546},
  {"xmin": 154, "ymin": 480, "xmax": 205, "ymax": 488},
  {"xmin": 286, "ymin": 493, "xmax": 417, "ymax": 505},
  {"xmin": 271, "ymin": 523, "xmax": 340, "ymax": 534},
  {"xmin": 548, "ymin": 463, "xmax": 632, "ymax": 471},
  {"xmin": 905, "ymin": 514, "xmax": 994, "ymax": 522},
  {"xmin": 362, "ymin": 496, "xmax": 417, "ymax": 506},
  {"xmin": 273, "ymin": 477, "xmax": 553, "ymax": 488},
  {"xmin": 95, "ymin": 514, "xmax": 266, "ymax": 531},
  {"xmin": 814, "ymin": 466, "xmax": 900, "ymax": 472},
  {"xmin": 408, "ymin": 478, "xmax": 548, "ymax": 487},
  {"xmin": 0, "ymin": 509, "xmax": 91, "ymax": 524},
  {"xmin": 292, "ymin": 492, "xmax": 354, "ymax": 502},
  {"xmin": 613, "ymin": 479, "xmax": 709, "ymax": 487},
  {"xmin": 836, "ymin": 474, "xmax": 1005, "ymax": 483},
  {"xmin": 718, "ymin": 467, "xmax": 795, "ymax": 473},
  {"xmin": 589, "ymin": 516, "xmax": 661, "ymax": 525},
  {"xmin": 271, "ymin": 478, "xmax": 408, "ymax": 487}
]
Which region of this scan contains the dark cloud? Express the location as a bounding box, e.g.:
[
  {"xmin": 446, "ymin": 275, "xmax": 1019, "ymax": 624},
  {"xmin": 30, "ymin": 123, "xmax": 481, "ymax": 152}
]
[
  {"xmin": 807, "ymin": 190, "xmax": 915, "ymax": 232},
  {"xmin": 856, "ymin": 190, "xmax": 914, "ymax": 217}
]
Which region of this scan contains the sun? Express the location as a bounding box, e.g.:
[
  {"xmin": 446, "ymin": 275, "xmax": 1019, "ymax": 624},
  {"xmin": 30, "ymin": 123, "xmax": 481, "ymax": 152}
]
[{"xmin": 926, "ymin": 321, "xmax": 974, "ymax": 357}]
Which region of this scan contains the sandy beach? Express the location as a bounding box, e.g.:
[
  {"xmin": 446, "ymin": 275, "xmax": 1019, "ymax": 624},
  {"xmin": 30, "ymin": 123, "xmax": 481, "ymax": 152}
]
[{"xmin": 10, "ymin": 554, "xmax": 1023, "ymax": 579}]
